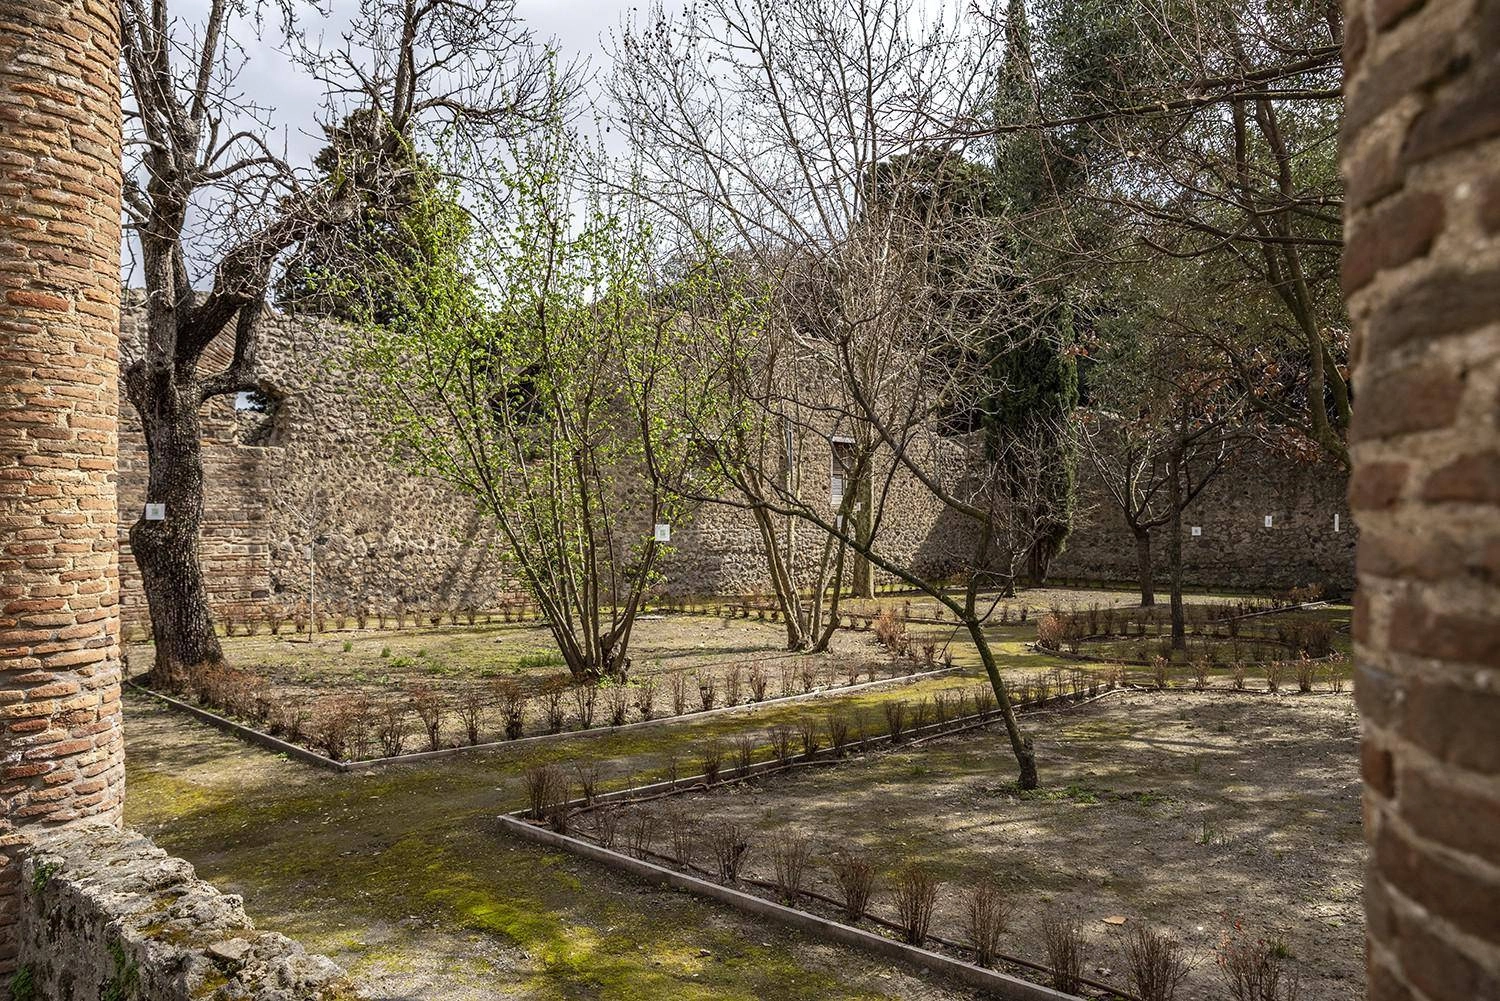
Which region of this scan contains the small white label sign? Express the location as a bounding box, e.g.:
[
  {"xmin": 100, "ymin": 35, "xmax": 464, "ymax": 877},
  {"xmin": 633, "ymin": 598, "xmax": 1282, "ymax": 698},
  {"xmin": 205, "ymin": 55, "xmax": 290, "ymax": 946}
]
[
  {"xmin": 1190, "ymin": 526, "xmax": 1202, "ymax": 537},
  {"xmin": 1333, "ymin": 513, "xmax": 1341, "ymax": 532},
  {"xmin": 144, "ymin": 503, "xmax": 166, "ymax": 521},
  {"xmin": 1264, "ymin": 514, "xmax": 1274, "ymax": 528},
  {"xmin": 654, "ymin": 523, "xmax": 671, "ymax": 542}
]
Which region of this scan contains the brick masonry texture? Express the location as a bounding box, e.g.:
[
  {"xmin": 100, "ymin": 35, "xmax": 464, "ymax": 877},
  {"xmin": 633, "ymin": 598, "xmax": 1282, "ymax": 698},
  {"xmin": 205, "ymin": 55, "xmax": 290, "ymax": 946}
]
[
  {"xmin": 0, "ymin": 0, "xmax": 127, "ymax": 972},
  {"xmin": 4, "ymin": 823, "xmax": 353, "ymax": 1000},
  {"xmin": 116, "ymin": 300, "xmax": 1354, "ymax": 620},
  {"xmin": 1343, "ymin": 0, "xmax": 1500, "ymax": 999}
]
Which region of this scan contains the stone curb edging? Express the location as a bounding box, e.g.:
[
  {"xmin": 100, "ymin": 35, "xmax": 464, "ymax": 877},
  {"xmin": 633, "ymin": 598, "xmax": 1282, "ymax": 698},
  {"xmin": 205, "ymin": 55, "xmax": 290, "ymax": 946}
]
[
  {"xmin": 126, "ymin": 666, "xmax": 965, "ymax": 773},
  {"xmin": 495, "ymin": 815, "xmax": 1084, "ymax": 1001}
]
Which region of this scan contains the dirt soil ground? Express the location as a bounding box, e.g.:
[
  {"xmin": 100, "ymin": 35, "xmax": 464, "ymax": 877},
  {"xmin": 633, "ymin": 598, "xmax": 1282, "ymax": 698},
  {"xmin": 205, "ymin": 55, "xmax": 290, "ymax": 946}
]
[{"xmin": 603, "ymin": 691, "xmax": 1366, "ymax": 1001}]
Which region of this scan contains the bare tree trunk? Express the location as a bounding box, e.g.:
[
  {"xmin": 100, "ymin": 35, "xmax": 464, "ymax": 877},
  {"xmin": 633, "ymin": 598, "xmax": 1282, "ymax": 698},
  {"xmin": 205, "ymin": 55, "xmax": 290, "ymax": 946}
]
[
  {"xmin": 1133, "ymin": 526, "xmax": 1155, "ymax": 607},
  {"xmin": 964, "ymin": 615, "xmax": 1037, "ymax": 789},
  {"xmin": 127, "ymin": 375, "xmax": 225, "ymax": 682},
  {"xmin": 1167, "ymin": 447, "xmax": 1186, "ymax": 653},
  {"xmin": 752, "ymin": 503, "xmax": 808, "ymax": 650}
]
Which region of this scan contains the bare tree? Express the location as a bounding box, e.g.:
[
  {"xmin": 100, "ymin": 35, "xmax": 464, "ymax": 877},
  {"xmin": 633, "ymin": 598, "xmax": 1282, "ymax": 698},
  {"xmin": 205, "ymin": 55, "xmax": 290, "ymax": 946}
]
[
  {"xmin": 611, "ymin": 0, "xmax": 1080, "ymax": 787},
  {"xmin": 120, "ymin": 0, "xmax": 565, "ymax": 678}
]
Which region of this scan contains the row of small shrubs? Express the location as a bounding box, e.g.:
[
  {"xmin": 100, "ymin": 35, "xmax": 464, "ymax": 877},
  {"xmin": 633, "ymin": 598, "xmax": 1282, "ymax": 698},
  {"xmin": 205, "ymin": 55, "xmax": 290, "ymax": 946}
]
[
  {"xmin": 122, "ymin": 600, "xmax": 544, "ymax": 643},
  {"xmin": 151, "ymin": 652, "xmax": 916, "ymax": 761},
  {"xmin": 1036, "ymin": 602, "xmax": 1335, "ymax": 659},
  {"xmin": 560, "ymin": 807, "xmax": 1298, "ymax": 1001}
]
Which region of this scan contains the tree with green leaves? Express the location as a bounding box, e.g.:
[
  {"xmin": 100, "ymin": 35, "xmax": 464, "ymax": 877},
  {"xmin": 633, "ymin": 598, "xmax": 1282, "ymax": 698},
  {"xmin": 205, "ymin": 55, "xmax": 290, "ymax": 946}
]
[{"xmin": 359, "ymin": 125, "xmax": 729, "ymax": 681}]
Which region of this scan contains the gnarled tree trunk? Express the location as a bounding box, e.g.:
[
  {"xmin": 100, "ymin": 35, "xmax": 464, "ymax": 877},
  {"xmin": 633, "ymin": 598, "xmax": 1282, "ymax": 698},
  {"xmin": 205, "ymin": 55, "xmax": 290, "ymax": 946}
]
[
  {"xmin": 126, "ymin": 368, "xmax": 224, "ymax": 683},
  {"xmin": 1133, "ymin": 526, "xmax": 1155, "ymax": 606}
]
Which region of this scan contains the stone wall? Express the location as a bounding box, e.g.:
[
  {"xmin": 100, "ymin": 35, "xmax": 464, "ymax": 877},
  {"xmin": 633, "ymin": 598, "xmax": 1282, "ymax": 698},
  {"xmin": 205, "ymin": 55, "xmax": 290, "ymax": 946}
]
[
  {"xmin": 1, "ymin": 0, "xmax": 127, "ymax": 972},
  {"xmin": 1343, "ymin": 0, "xmax": 1500, "ymax": 999},
  {"xmin": 118, "ymin": 299, "xmax": 520, "ymax": 622},
  {"xmin": 1050, "ymin": 450, "xmax": 1356, "ymax": 596},
  {"xmin": 3, "ymin": 824, "xmax": 352, "ymax": 1001},
  {"xmin": 116, "ymin": 302, "xmax": 1357, "ymax": 618}
]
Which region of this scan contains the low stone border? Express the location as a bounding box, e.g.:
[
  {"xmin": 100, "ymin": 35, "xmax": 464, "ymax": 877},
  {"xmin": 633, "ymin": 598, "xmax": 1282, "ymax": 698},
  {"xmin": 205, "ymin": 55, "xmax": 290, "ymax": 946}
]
[
  {"xmin": 126, "ymin": 665, "xmax": 964, "ymax": 773},
  {"xmin": 496, "ymin": 816, "xmax": 1082, "ymax": 1001}
]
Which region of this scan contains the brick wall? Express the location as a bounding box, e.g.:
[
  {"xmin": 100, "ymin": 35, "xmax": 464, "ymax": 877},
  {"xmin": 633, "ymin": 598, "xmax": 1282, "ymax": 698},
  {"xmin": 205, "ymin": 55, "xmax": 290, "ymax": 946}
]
[
  {"xmin": 1343, "ymin": 0, "xmax": 1500, "ymax": 998},
  {"xmin": 0, "ymin": 0, "xmax": 126, "ymax": 974}
]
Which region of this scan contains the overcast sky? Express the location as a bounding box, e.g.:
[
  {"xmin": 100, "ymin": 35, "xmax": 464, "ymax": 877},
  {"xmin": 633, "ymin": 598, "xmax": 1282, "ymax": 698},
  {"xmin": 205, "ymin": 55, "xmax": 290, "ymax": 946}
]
[{"xmin": 122, "ymin": 0, "xmax": 664, "ymax": 286}]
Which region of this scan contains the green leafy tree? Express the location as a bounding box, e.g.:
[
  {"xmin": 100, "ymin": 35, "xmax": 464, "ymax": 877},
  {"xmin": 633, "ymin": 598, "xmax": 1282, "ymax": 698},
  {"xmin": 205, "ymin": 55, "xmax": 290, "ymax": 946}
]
[{"xmin": 359, "ymin": 126, "xmax": 725, "ymax": 680}]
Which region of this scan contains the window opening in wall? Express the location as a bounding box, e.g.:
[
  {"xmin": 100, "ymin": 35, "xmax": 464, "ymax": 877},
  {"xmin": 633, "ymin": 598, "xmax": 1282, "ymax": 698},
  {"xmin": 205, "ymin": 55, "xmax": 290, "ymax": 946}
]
[
  {"xmin": 230, "ymin": 387, "xmax": 286, "ymax": 445},
  {"xmin": 830, "ymin": 436, "xmax": 856, "ymax": 505}
]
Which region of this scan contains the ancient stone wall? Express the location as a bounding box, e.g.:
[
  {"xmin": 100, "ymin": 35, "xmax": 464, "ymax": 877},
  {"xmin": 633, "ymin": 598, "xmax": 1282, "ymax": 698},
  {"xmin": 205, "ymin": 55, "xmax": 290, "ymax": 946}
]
[
  {"xmin": 0, "ymin": 0, "xmax": 127, "ymax": 972},
  {"xmin": 116, "ymin": 301, "xmax": 1358, "ymax": 618},
  {"xmin": 118, "ymin": 300, "xmax": 520, "ymax": 623},
  {"xmin": 4, "ymin": 824, "xmax": 352, "ymax": 1000},
  {"xmin": 1050, "ymin": 451, "xmax": 1356, "ymax": 596},
  {"xmin": 1343, "ymin": 0, "xmax": 1500, "ymax": 998}
]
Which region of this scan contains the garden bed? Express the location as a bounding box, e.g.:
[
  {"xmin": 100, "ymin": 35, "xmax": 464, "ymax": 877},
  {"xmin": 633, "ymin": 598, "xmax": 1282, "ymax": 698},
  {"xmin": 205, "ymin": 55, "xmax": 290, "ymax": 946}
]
[
  {"xmin": 124, "ymin": 615, "xmax": 935, "ymax": 763},
  {"xmin": 517, "ymin": 690, "xmax": 1363, "ymax": 1001}
]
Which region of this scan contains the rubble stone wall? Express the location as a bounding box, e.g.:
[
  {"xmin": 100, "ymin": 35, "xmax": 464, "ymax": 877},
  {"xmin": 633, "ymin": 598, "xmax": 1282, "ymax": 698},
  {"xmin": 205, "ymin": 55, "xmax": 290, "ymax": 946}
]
[{"xmin": 3, "ymin": 824, "xmax": 352, "ymax": 1001}]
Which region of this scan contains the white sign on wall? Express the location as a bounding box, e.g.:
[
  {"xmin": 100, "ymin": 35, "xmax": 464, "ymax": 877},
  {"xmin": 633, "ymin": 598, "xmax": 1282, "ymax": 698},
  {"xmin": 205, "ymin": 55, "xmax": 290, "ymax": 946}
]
[
  {"xmin": 1190, "ymin": 526, "xmax": 1202, "ymax": 537},
  {"xmin": 1264, "ymin": 514, "xmax": 1274, "ymax": 528},
  {"xmin": 1333, "ymin": 513, "xmax": 1342, "ymax": 532},
  {"xmin": 654, "ymin": 523, "xmax": 671, "ymax": 542},
  {"xmin": 144, "ymin": 503, "xmax": 166, "ymax": 521}
]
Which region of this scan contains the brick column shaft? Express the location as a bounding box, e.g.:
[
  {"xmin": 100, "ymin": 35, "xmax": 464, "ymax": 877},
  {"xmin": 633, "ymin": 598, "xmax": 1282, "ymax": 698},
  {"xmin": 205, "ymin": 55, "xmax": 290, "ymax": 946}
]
[
  {"xmin": 0, "ymin": 0, "xmax": 125, "ymax": 972},
  {"xmin": 1342, "ymin": 0, "xmax": 1500, "ymax": 998}
]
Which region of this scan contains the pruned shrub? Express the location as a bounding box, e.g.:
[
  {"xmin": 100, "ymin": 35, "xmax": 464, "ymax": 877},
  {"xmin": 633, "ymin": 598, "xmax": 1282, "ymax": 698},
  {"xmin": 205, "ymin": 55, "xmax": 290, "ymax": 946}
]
[
  {"xmin": 456, "ymin": 686, "xmax": 487, "ymax": 746},
  {"xmin": 1217, "ymin": 930, "xmax": 1301, "ymax": 1001},
  {"xmin": 796, "ymin": 717, "xmax": 820, "ymax": 758},
  {"xmin": 1151, "ymin": 657, "xmax": 1170, "ymax": 691},
  {"xmin": 539, "ymin": 677, "xmax": 568, "ymax": 733},
  {"xmin": 706, "ymin": 821, "xmax": 749, "ymax": 882},
  {"xmin": 1192, "ymin": 660, "xmax": 1210, "ymax": 692},
  {"xmin": 747, "ymin": 663, "xmax": 769, "ymax": 701},
  {"xmin": 1040, "ymin": 910, "xmax": 1086, "ymax": 994},
  {"xmin": 770, "ymin": 830, "xmax": 812, "ymax": 903},
  {"xmin": 665, "ymin": 807, "xmax": 696, "ymax": 864},
  {"xmin": 697, "ymin": 673, "xmax": 718, "ymax": 711},
  {"xmin": 733, "ymin": 735, "xmax": 755, "ymax": 777},
  {"xmin": 494, "ymin": 680, "xmax": 527, "ymax": 741},
  {"xmin": 873, "ymin": 607, "xmax": 908, "ymax": 654},
  {"xmin": 626, "ymin": 812, "xmax": 655, "ymax": 859},
  {"xmin": 1125, "ymin": 926, "xmax": 1193, "ymax": 1001},
  {"xmin": 826, "ymin": 712, "xmax": 851, "ymax": 757},
  {"xmin": 1265, "ymin": 661, "xmax": 1285, "ymax": 694},
  {"xmin": 591, "ymin": 806, "xmax": 619, "ymax": 849},
  {"xmin": 1295, "ymin": 657, "xmax": 1316, "ymax": 694},
  {"xmin": 669, "ymin": 671, "xmax": 689, "ymax": 716},
  {"xmin": 574, "ymin": 759, "xmax": 601, "ymax": 806},
  {"xmin": 570, "ymin": 682, "xmax": 598, "ymax": 728},
  {"xmin": 768, "ymin": 724, "xmax": 794, "ymax": 764},
  {"xmin": 633, "ymin": 674, "xmax": 658, "ymax": 720},
  {"xmin": 884, "ymin": 700, "xmax": 908, "ymax": 743},
  {"xmin": 375, "ymin": 701, "xmax": 407, "ymax": 757},
  {"xmin": 965, "ymin": 880, "xmax": 1010, "ymax": 968},
  {"xmin": 700, "ymin": 739, "xmax": 724, "ymax": 785},
  {"xmin": 408, "ymin": 684, "xmax": 444, "ymax": 751},
  {"xmin": 726, "ymin": 662, "xmax": 744, "ymax": 705},
  {"xmin": 892, "ymin": 863, "xmax": 939, "ymax": 945},
  {"xmin": 522, "ymin": 764, "xmax": 566, "ymax": 821},
  {"xmin": 1232, "ymin": 661, "xmax": 1248, "ymax": 690},
  {"xmin": 974, "ymin": 686, "xmax": 996, "ymax": 717},
  {"xmin": 603, "ymin": 683, "xmax": 629, "ymax": 727},
  {"xmin": 796, "ymin": 661, "xmax": 817, "ymax": 694},
  {"xmin": 829, "ymin": 850, "xmax": 877, "ymax": 922}
]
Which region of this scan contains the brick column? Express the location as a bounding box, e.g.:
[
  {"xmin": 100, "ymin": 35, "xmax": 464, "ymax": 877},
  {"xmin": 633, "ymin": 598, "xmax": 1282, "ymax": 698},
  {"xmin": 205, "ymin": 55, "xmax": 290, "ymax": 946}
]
[
  {"xmin": 1342, "ymin": 0, "xmax": 1500, "ymax": 999},
  {"xmin": 0, "ymin": 0, "xmax": 125, "ymax": 974}
]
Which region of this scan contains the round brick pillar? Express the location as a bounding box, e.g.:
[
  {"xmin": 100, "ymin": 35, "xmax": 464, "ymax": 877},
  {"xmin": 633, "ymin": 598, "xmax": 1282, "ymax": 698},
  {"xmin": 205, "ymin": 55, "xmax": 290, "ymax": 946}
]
[
  {"xmin": 1343, "ymin": 0, "xmax": 1500, "ymax": 998},
  {"xmin": 0, "ymin": 0, "xmax": 125, "ymax": 973}
]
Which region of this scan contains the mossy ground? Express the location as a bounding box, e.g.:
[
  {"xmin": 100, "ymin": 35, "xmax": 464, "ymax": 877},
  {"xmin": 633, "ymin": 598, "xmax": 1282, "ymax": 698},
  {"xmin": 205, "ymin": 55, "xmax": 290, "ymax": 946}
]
[{"xmin": 123, "ymin": 586, "xmax": 1353, "ymax": 1000}]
